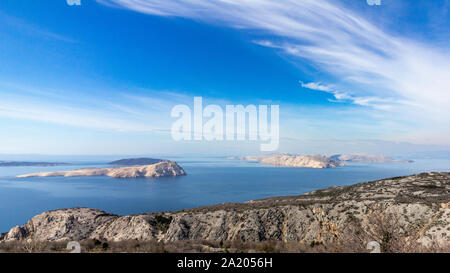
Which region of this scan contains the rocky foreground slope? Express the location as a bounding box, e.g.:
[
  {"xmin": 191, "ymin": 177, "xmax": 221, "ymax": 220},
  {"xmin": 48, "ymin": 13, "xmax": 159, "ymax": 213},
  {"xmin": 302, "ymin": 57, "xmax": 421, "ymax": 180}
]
[
  {"xmin": 16, "ymin": 161, "xmax": 186, "ymax": 179},
  {"xmin": 1, "ymin": 172, "xmax": 449, "ymax": 252}
]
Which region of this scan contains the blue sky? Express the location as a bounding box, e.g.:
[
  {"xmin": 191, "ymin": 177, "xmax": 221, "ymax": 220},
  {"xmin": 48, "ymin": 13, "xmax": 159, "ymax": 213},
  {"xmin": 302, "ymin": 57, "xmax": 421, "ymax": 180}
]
[{"xmin": 0, "ymin": 0, "xmax": 450, "ymax": 156}]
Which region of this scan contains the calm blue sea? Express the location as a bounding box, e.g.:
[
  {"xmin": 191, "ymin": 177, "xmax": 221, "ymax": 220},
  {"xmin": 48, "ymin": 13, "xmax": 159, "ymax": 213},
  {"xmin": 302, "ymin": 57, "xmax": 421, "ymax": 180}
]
[{"xmin": 0, "ymin": 156, "xmax": 449, "ymax": 232}]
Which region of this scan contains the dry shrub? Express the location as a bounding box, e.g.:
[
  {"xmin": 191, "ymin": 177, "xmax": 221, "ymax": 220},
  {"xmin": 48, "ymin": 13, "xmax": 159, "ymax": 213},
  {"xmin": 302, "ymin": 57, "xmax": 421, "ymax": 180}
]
[{"xmin": 1, "ymin": 218, "xmax": 448, "ymax": 254}]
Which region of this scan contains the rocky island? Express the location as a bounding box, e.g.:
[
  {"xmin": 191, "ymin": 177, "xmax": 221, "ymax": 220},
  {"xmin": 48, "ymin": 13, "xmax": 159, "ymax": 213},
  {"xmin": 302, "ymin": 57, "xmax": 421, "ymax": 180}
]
[
  {"xmin": 16, "ymin": 161, "xmax": 186, "ymax": 179},
  {"xmin": 236, "ymin": 154, "xmax": 344, "ymax": 168},
  {"xmin": 2, "ymin": 172, "xmax": 448, "ymax": 253},
  {"xmin": 235, "ymin": 154, "xmax": 413, "ymax": 168}
]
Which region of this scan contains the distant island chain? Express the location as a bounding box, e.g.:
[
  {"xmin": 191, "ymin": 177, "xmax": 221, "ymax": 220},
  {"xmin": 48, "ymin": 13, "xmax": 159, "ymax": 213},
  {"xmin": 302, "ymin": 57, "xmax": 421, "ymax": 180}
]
[{"xmin": 10, "ymin": 154, "xmax": 413, "ymax": 179}]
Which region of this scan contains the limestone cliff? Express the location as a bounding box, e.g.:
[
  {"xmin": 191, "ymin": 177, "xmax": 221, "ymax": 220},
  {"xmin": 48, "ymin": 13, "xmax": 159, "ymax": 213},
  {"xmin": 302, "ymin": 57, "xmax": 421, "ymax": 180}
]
[{"xmin": 2, "ymin": 172, "xmax": 449, "ymax": 250}]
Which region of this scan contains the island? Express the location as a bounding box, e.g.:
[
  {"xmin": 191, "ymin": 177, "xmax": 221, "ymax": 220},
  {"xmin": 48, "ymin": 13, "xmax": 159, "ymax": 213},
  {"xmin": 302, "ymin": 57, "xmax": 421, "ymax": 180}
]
[
  {"xmin": 236, "ymin": 154, "xmax": 344, "ymax": 168},
  {"xmin": 329, "ymin": 154, "xmax": 413, "ymax": 163},
  {"xmin": 0, "ymin": 161, "xmax": 67, "ymax": 167},
  {"xmin": 16, "ymin": 161, "xmax": 186, "ymax": 179},
  {"xmin": 108, "ymin": 158, "xmax": 164, "ymax": 166},
  {"xmin": 1, "ymin": 172, "xmax": 448, "ymax": 253},
  {"xmin": 234, "ymin": 154, "xmax": 413, "ymax": 168}
]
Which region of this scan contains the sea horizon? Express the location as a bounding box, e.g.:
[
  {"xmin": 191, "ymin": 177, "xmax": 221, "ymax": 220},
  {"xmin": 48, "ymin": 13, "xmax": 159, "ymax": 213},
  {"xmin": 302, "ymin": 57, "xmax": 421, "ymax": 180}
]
[{"xmin": 1, "ymin": 154, "xmax": 449, "ymax": 232}]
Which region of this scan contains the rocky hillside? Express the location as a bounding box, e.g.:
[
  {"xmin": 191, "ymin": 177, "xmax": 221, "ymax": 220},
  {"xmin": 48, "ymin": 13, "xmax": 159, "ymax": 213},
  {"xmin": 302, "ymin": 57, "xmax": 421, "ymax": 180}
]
[
  {"xmin": 2, "ymin": 172, "xmax": 449, "ymax": 252},
  {"xmin": 16, "ymin": 161, "xmax": 186, "ymax": 179}
]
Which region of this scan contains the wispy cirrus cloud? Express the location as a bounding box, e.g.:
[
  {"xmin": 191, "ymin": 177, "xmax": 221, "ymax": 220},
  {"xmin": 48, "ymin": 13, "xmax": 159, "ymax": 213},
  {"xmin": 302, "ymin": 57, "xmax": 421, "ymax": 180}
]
[
  {"xmin": 299, "ymin": 81, "xmax": 401, "ymax": 110},
  {"xmin": 299, "ymin": 82, "xmax": 333, "ymax": 92},
  {"xmin": 0, "ymin": 11, "xmax": 76, "ymax": 43},
  {"xmin": 0, "ymin": 83, "xmax": 184, "ymax": 133},
  {"xmin": 97, "ymin": 0, "xmax": 450, "ymax": 129}
]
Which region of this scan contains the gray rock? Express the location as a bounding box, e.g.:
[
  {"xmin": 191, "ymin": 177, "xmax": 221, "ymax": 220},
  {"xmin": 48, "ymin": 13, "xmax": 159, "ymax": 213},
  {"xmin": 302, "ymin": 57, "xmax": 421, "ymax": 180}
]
[
  {"xmin": 16, "ymin": 161, "xmax": 186, "ymax": 179},
  {"xmin": 2, "ymin": 172, "xmax": 449, "ymax": 248}
]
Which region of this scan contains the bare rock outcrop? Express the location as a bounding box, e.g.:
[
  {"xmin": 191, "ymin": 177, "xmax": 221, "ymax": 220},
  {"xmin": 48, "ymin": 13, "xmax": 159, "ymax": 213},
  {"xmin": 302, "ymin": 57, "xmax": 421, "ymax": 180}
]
[
  {"xmin": 2, "ymin": 173, "xmax": 449, "ymax": 249},
  {"xmin": 16, "ymin": 161, "xmax": 186, "ymax": 179}
]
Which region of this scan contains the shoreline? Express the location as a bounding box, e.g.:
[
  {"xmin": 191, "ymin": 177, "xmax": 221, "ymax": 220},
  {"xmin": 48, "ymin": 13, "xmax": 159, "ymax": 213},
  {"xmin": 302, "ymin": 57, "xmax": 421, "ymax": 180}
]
[{"xmin": 2, "ymin": 172, "xmax": 449, "ymax": 253}]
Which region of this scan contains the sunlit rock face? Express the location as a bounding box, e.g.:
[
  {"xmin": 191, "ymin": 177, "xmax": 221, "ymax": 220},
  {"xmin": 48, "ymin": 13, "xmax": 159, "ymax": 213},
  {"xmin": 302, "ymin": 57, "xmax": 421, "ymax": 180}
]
[
  {"xmin": 16, "ymin": 161, "xmax": 186, "ymax": 179},
  {"xmin": 4, "ymin": 172, "xmax": 449, "ymax": 249}
]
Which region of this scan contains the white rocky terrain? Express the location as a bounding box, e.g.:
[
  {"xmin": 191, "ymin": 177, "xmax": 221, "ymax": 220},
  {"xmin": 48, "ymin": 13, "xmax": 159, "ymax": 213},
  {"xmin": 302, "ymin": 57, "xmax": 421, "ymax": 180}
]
[
  {"xmin": 16, "ymin": 161, "xmax": 186, "ymax": 179},
  {"xmin": 237, "ymin": 154, "xmax": 344, "ymax": 168},
  {"xmin": 2, "ymin": 172, "xmax": 448, "ymax": 252}
]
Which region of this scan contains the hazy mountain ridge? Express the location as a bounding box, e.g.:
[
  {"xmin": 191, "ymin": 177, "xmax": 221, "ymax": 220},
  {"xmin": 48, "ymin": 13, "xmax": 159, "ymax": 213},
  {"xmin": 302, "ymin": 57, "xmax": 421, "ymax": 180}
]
[
  {"xmin": 329, "ymin": 154, "xmax": 413, "ymax": 163},
  {"xmin": 0, "ymin": 161, "xmax": 67, "ymax": 167},
  {"xmin": 108, "ymin": 158, "xmax": 164, "ymax": 166}
]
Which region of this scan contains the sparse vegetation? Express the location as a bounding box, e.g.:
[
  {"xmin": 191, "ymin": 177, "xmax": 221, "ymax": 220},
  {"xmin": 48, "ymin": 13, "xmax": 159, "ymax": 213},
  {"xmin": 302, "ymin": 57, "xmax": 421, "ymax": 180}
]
[
  {"xmin": 1, "ymin": 172, "xmax": 448, "ymax": 253},
  {"xmin": 149, "ymin": 215, "xmax": 173, "ymax": 232},
  {"xmin": 1, "ymin": 237, "xmax": 448, "ymax": 253}
]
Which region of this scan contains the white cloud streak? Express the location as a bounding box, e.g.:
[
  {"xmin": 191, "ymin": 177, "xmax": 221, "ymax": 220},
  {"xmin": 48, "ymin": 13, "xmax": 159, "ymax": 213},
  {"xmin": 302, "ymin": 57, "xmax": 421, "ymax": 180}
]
[
  {"xmin": 98, "ymin": 0, "xmax": 450, "ymax": 124},
  {"xmin": 299, "ymin": 81, "xmax": 399, "ymax": 110},
  {"xmin": 299, "ymin": 82, "xmax": 332, "ymax": 92},
  {"xmin": 0, "ymin": 84, "xmax": 189, "ymax": 134},
  {"xmin": 0, "ymin": 11, "xmax": 76, "ymax": 43},
  {"xmin": 0, "ymin": 100, "xmax": 158, "ymax": 133}
]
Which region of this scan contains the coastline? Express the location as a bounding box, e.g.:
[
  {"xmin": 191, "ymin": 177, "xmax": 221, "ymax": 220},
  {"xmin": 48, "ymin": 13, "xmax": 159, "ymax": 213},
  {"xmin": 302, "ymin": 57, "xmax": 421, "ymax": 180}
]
[{"xmin": 2, "ymin": 172, "xmax": 449, "ymax": 253}]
